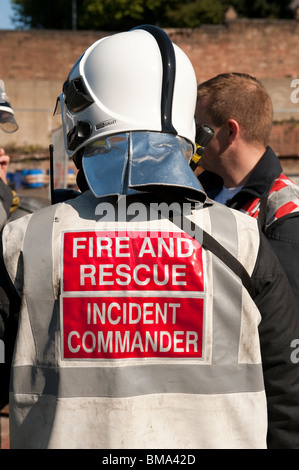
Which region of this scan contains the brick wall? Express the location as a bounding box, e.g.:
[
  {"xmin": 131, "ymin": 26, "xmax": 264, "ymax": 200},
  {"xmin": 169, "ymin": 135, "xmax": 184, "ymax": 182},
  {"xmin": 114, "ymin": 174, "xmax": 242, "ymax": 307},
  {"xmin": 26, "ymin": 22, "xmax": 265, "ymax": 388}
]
[
  {"xmin": 0, "ymin": 29, "xmax": 105, "ymax": 81},
  {"xmin": 0, "ymin": 20, "xmax": 298, "ymax": 171},
  {"xmin": 172, "ymin": 20, "xmax": 299, "ymax": 81},
  {"xmin": 1, "ymin": 20, "xmax": 299, "ymax": 82}
]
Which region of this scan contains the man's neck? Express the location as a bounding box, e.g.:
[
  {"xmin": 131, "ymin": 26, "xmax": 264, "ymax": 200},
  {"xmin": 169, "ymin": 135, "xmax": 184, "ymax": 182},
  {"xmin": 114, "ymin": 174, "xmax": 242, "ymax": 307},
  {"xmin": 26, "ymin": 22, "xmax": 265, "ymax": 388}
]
[{"xmin": 221, "ymin": 144, "xmax": 266, "ymax": 188}]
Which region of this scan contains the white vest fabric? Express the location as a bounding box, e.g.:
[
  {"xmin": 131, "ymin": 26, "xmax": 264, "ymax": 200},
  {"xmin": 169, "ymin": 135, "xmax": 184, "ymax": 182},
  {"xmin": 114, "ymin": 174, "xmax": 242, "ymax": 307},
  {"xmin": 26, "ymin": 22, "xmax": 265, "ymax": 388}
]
[{"xmin": 3, "ymin": 191, "xmax": 267, "ymax": 449}]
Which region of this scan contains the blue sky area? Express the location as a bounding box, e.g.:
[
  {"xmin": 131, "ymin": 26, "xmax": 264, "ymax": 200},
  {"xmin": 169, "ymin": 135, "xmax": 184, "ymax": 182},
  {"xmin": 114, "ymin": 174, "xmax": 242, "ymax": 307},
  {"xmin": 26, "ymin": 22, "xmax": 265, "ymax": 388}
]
[{"xmin": 0, "ymin": 0, "xmax": 16, "ymax": 30}]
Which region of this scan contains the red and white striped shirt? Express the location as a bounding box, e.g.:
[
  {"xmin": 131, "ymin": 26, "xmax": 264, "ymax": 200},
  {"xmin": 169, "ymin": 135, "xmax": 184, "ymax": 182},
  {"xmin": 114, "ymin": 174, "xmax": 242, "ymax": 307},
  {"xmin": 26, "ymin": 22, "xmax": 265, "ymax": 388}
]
[{"xmin": 240, "ymin": 174, "xmax": 299, "ymax": 230}]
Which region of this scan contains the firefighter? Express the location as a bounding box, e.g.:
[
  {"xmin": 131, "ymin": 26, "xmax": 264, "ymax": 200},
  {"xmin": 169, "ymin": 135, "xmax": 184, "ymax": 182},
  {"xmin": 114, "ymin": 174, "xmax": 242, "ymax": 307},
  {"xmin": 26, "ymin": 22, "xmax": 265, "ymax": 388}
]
[
  {"xmin": 1, "ymin": 26, "xmax": 299, "ymax": 449},
  {"xmin": 196, "ymin": 72, "xmax": 299, "ymax": 306}
]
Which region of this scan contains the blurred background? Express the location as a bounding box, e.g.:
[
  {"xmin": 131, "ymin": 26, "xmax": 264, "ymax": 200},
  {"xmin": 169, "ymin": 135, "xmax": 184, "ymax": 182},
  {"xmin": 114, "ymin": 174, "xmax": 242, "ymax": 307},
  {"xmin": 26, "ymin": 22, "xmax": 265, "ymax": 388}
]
[{"xmin": 0, "ymin": 0, "xmax": 299, "ymax": 190}]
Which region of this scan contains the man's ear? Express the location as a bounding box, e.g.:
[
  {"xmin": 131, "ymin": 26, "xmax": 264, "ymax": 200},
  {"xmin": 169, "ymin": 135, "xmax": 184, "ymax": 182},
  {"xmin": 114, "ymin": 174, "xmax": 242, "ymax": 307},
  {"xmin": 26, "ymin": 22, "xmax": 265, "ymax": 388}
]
[{"xmin": 227, "ymin": 119, "xmax": 239, "ymax": 144}]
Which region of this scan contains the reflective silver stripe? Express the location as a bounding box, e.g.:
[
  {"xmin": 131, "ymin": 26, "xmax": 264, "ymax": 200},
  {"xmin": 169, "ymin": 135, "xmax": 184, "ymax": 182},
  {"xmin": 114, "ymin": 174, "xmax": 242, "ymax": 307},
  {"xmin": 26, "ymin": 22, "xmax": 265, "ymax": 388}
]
[
  {"xmin": 241, "ymin": 175, "xmax": 299, "ymax": 227},
  {"xmin": 268, "ymin": 184, "xmax": 299, "ymax": 219},
  {"xmin": 12, "ymin": 363, "xmax": 264, "ymax": 397},
  {"xmin": 0, "ymin": 203, "xmax": 8, "ymax": 228},
  {"xmin": 212, "ymin": 257, "xmax": 243, "ymax": 365},
  {"xmin": 208, "ymin": 205, "xmax": 242, "ymax": 365},
  {"xmin": 23, "ymin": 204, "xmax": 58, "ymax": 364},
  {"xmin": 209, "ymin": 202, "xmax": 238, "ymax": 257}
]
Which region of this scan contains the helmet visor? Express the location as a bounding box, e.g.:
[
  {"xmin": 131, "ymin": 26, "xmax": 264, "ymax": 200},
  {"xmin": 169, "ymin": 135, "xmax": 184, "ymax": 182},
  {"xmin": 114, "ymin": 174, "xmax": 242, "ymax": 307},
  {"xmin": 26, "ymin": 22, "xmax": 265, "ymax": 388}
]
[
  {"xmin": 0, "ymin": 110, "xmax": 18, "ymax": 133},
  {"xmin": 82, "ymin": 131, "xmax": 205, "ymax": 201}
]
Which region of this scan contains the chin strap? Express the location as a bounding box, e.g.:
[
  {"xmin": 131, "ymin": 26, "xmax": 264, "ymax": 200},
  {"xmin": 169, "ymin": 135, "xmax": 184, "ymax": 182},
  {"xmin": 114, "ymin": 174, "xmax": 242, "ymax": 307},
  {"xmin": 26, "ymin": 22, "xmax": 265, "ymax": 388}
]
[{"xmin": 9, "ymin": 190, "xmax": 20, "ymax": 213}]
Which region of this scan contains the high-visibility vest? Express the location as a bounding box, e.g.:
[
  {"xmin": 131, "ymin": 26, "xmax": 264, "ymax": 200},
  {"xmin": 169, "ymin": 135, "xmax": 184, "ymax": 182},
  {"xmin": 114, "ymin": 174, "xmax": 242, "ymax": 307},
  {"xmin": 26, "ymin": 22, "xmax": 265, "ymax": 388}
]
[
  {"xmin": 240, "ymin": 173, "xmax": 299, "ymax": 231},
  {"xmin": 4, "ymin": 191, "xmax": 267, "ymax": 449}
]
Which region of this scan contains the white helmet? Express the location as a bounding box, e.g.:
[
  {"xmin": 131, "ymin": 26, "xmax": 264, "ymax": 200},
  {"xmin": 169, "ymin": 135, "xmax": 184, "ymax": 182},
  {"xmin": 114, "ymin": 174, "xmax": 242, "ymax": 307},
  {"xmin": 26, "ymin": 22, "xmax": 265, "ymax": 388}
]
[{"xmin": 56, "ymin": 25, "xmax": 205, "ymax": 200}]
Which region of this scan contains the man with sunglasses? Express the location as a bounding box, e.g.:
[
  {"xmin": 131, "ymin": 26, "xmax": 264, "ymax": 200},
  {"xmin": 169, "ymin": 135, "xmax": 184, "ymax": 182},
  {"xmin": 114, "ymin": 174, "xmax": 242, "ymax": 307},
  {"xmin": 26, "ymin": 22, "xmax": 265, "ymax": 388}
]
[{"xmin": 196, "ymin": 72, "xmax": 299, "ymax": 306}]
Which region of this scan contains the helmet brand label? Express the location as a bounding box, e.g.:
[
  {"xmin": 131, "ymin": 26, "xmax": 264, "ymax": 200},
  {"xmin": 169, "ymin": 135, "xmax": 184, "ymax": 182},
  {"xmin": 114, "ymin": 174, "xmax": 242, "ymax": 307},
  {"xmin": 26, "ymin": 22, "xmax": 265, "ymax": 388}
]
[{"xmin": 96, "ymin": 119, "xmax": 117, "ymax": 130}]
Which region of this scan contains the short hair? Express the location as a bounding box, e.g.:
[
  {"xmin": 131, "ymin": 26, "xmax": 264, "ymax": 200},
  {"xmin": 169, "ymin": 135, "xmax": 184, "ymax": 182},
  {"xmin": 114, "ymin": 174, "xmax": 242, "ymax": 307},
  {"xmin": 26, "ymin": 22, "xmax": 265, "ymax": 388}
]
[{"xmin": 197, "ymin": 73, "xmax": 273, "ymax": 146}]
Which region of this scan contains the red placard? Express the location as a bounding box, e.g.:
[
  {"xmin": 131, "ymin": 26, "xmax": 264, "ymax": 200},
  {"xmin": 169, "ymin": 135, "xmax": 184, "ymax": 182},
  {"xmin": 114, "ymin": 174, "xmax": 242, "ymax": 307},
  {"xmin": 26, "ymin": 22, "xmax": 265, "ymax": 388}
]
[
  {"xmin": 62, "ymin": 296, "xmax": 204, "ymax": 359},
  {"xmin": 61, "ymin": 230, "xmax": 205, "ymax": 360},
  {"xmin": 62, "ymin": 231, "xmax": 204, "ymax": 292}
]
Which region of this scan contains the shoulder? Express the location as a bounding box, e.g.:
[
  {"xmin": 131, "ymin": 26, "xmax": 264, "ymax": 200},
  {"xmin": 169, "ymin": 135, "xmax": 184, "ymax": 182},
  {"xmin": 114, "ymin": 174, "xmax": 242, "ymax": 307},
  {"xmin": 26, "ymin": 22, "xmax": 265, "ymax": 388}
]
[
  {"xmin": 205, "ymin": 202, "xmax": 260, "ymax": 275},
  {"xmin": 207, "ymin": 200, "xmax": 260, "ymax": 232},
  {"xmin": 266, "ymin": 213, "xmax": 299, "ymax": 244}
]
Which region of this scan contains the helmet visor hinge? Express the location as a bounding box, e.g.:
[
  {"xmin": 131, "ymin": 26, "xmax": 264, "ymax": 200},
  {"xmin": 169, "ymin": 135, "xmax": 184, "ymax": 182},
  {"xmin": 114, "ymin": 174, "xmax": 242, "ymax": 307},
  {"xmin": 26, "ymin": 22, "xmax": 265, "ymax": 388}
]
[
  {"xmin": 67, "ymin": 121, "xmax": 92, "ymax": 151},
  {"xmin": 63, "ymin": 77, "xmax": 94, "ymax": 113}
]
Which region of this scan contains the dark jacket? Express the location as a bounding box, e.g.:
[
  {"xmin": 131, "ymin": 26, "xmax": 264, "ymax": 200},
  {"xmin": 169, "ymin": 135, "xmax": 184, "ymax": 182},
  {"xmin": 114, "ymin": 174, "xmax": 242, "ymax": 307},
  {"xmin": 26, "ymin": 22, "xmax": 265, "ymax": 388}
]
[
  {"xmin": 0, "ymin": 179, "xmax": 13, "ymax": 227},
  {"xmin": 198, "ymin": 146, "xmax": 299, "ymax": 306}
]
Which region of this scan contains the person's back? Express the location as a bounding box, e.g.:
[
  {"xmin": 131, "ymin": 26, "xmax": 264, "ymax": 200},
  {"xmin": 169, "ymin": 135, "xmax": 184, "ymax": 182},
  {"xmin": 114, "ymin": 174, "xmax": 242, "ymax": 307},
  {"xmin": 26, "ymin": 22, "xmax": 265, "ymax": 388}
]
[
  {"xmin": 1, "ymin": 27, "xmax": 299, "ymax": 449},
  {"xmin": 5, "ymin": 190, "xmax": 267, "ymax": 448}
]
